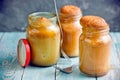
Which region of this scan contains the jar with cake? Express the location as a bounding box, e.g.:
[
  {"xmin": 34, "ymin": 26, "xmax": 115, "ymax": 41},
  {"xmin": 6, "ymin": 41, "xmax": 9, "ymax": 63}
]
[
  {"xmin": 59, "ymin": 5, "xmax": 82, "ymax": 57},
  {"xmin": 26, "ymin": 12, "xmax": 60, "ymax": 66},
  {"xmin": 79, "ymin": 15, "xmax": 112, "ymax": 76}
]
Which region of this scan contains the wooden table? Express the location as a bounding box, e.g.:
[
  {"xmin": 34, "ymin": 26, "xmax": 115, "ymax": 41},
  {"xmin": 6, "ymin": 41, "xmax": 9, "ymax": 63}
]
[{"xmin": 0, "ymin": 32, "xmax": 120, "ymax": 80}]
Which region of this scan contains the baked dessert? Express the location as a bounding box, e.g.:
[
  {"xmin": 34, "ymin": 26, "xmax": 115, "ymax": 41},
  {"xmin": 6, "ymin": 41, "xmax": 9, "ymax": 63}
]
[{"xmin": 79, "ymin": 15, "xmax": 112, "ymax": 76}]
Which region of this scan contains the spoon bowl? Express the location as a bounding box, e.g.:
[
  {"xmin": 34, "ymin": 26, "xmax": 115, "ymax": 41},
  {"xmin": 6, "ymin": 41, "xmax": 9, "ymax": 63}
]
[
  {"xmin": 54, "ymin": 64, "xmax": 78, "ymax": 74},
  {"xmin": 54, "ymin": 66, "xmax": 73, "ymax": 74}
]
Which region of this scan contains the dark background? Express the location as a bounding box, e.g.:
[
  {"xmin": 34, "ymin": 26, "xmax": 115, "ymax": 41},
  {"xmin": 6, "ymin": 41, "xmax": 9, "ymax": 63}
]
[{"xmin": 0, "ymin": 0, "xmax": 120, "ymax": 32}]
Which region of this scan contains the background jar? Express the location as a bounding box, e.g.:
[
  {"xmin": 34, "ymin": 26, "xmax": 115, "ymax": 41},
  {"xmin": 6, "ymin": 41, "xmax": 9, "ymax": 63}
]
[
  {"xmin": 26, "ymin": 12, "xmax": 60, "ymax": 66},
  {"xmin": 60, "ymin": 5, "xmax": 82, "ymax": 57},
  {"xmin": 79, "ymin": 16, "xmax": 112, "ymax": 77}
]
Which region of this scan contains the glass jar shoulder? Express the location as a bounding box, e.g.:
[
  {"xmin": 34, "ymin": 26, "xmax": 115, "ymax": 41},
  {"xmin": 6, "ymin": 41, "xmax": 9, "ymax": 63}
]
[
  {"xmin": 27, "ymin": 25, "xmax": 60, "ymax": 38},
  {"xmin": 61, "ymin": 21, "xmax": 82, "ymax": 32},
  {"xmin": 80, "ymin": 34, "xmax": 112, "ymax": 47}
]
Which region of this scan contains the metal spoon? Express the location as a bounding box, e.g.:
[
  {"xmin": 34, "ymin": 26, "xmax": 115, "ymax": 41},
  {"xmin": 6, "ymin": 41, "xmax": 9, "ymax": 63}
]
[
  {"xmin": 53, "ymin": 0, "xmax": 75, "ymax": 74},
  {"xmin": 54, "ymin": 66, "xmax": 73, "ymax": 74},
  {"xmin": 54, "ymin": 63, "xmax": 79, "ymax": 74}
]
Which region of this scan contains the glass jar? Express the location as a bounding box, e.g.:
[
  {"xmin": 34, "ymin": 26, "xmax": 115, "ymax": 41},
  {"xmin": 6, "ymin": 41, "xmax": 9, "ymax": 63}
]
[
  {"xmin": 26, "ymin": 12, "xmax": 60, "ymax": 66},
  {"xmin": 60, "ymin": 5, "xmax": 82, "ymax": 57},
  {"xmin": 79, "ymin": 16, "xmax": 112, "ymax": 76}
]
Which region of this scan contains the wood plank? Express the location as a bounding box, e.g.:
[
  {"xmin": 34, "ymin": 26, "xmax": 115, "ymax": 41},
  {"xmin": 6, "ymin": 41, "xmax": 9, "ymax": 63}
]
[
  {"xmin": 0, "ymin": 32, "xmax": 56, "ymax": 80},
  {"xmin": 0, "ymin": 32, "xmax": 26, "ymax": 80},
  {"xmin": 111, "ymin": 32, "xmax": 120, "ymax": 80},
  {"xmin": 0, "ymin": 33, "xmax": 4, "ymax": 79},
  {"xmin": 56, "ymin": 57, "xmax": 96, "ymax": 80},
  {"xmin": 23, "ymin": 66, "xmax": 55, "ymax": 80},
  {"xmin": 0, "ymin": 32, "xmax": 119, "ymax": 80},
  {"xmin": 0, "ymin": 33, "xmax": 4, "ymax": 39},
  {"xmin": 97, "ymin": 32, "xmax": 120, "ymax": 80}
]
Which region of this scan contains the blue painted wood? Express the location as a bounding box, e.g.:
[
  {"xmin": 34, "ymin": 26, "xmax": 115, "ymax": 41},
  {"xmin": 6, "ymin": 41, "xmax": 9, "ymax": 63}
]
[
  {"xmin": 0, "ymin": 32, "xmax": 120, "ymax": 80},
  {"xmin": 56, "ymin": 58, "xmax": 96, "ymax": 80},
  {"xmin": 98, "ymin": 32, "xmax": 120, "ymax": 80},
  {"xmin": 0, "ymin": 32, "xmax": 25, "ymax": 80},
  {"xmin": 23, "ymin": 66, "xmax": 55, "ymax": 80},
  {"xmin": 0, "ymin": 33, "xmax": 4, "ymax": 39}
]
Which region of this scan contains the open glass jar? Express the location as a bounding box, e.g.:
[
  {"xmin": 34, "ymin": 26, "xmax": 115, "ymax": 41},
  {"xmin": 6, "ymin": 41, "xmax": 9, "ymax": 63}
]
[
  {"xmin": 79, "ymin": 16, "xmax": 112, "ymax": 77},
  {"xmin": 26, "ymin": 12, "xmax": 60, "ymax": 66},
  {"xmin": 60, "ymin": 5, "xmax": 82, "ymax": 57}
]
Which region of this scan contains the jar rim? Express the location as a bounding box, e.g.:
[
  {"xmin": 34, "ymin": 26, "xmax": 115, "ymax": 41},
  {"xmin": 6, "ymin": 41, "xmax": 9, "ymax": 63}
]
[
  {"xmin": 28, "ymin": 12, "xmax": 57, "ymax": 25},
  {"xmin": 28, "ymin": 12, "xmax": 56, "ymax": 20}
]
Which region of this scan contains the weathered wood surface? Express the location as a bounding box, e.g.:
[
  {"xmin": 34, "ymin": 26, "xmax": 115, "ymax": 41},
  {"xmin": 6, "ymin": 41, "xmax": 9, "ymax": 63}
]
[
  {"xmin": 0, "ymin": 32, "xmax": 120, "ymax": 80},
  {"xmin": 97, "ymin": 33, "xmax": 120, "ymax": 80},
  {"xmin": 0, "ymin": 32, "xmax": 25, "ymax": 80}
]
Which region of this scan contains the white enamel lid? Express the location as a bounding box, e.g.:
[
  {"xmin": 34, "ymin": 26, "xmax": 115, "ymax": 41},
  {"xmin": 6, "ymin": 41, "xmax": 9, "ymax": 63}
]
[{"xmin": 17, "ymin": 39, "xmax": 30, "ymax": 67}]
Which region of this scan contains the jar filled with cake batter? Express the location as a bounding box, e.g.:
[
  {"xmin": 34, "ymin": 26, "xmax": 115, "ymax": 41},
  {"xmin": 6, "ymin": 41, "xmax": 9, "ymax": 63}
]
[
  {"xmin": 60, "ymin": 5, "xmax": 82, "ymax": 57},
  {"xmin": 79, "ymin": 15, "xmax": 112, "ymax": 76},
  {"xmin": 26, "ymin": 12, "xmax": 60, "ymax": 66}
]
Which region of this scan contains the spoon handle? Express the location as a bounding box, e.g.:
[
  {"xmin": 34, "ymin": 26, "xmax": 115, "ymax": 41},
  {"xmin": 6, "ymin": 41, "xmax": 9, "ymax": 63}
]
[
  {"xmin": 61, "ymin": 49, "xmax": 72, "ymax": 63},
  {"xmin": 53, "ymin": 0, "xmax": 71, "ymax": 63}
]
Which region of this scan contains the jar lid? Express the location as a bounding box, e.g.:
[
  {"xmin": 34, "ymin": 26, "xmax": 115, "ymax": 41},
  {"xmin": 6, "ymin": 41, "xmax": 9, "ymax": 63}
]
[{"xmin": 17, "ymin": 39, "xmax": 30, "ymax": 67}]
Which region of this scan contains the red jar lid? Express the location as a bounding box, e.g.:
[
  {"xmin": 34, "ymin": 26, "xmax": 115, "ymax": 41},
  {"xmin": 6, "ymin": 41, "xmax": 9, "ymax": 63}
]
[{"xmin": 17, "ymin": 39, "xmax": 30, "ymax": 67}]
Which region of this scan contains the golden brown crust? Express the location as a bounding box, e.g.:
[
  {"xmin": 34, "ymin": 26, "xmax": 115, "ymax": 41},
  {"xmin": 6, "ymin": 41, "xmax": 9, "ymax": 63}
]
[
  {"xmin": 60, "ymin": 5, "xmax": 82, "ymax": 15},
  {"xmin": 80, "ymin": 15, "xmax": 109, "ymax": 29}
]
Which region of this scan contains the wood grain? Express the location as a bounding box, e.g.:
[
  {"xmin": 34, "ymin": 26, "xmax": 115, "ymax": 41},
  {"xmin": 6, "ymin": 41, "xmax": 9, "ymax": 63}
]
[
  {"xmin": 0, "ymin": 32, "xmax": 120, "ymax": 80},
  {"xmin": 23, "ymin": 66, "xmax": 55, "ymax": 80},
  {"xmin": 0, "ymin": 32, "xmax": 25, "ymax": 80},
  {"xmin": 98, "ymin": 32, "xmax": 120, "ymax": 80},
  {"xmin": 56, "ymin": 55, "xmax": 96, "ymax": 80}
]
